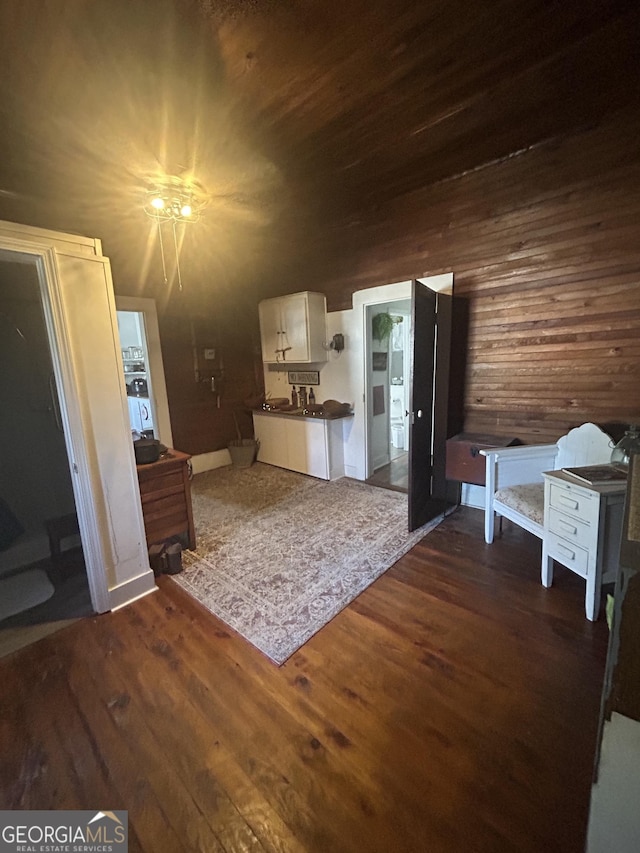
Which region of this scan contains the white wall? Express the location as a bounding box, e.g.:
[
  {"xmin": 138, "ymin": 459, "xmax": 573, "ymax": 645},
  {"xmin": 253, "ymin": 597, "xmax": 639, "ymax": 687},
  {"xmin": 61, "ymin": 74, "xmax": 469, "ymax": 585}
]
[
  {"xmin": 263, "ymin": 281, "xmax": 413, "ymax": 480},
  {"xmin": 369, "ymin": 304, "xmax": 392, "ymax": 472},
  {"xmin": 587, "ymin": 712, "xmax": 640, "ymax": 852},
  {"xmin": 262, "ymin": 276, "xmax": 453, "ymax": 481},
  {"xmin": 116, "ymin": 310, "xmax": 142, "ymax": 349}
]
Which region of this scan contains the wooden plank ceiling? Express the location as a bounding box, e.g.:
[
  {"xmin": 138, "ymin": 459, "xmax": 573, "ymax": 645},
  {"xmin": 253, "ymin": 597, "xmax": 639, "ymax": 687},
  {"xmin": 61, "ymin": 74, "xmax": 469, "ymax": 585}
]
[
  {"xmin": 199, "ymin": 0, "xmax": 639, "ymax": 218},
  {"xmin": 0, "ymin": 0, "xmax": 637, "ymax": 306}
]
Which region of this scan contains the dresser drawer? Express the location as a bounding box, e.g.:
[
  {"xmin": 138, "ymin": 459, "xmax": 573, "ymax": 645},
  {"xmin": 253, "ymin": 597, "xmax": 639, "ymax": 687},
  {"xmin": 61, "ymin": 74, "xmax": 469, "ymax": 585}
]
[
  {"xmin": 138, "ymin": 469, "xmax": 184, "ymax": 498},
  {"xmin": 548, "ymin": 506, "xmax": 592, "ymax": 548},
  {"xmin": 548, "ymin": 482, "xmax": 597, "ymax": 522},
  {"xmin": 546, "ymin": 531, "xmax": 589, "ymax": 576}
]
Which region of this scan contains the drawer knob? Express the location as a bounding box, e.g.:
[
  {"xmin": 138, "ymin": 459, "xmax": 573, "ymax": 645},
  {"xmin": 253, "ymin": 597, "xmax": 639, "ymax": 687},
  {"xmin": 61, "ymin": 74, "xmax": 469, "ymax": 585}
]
[{"xmin": 558, "ymin": 519, "xmax": 578, "ymax": 535}]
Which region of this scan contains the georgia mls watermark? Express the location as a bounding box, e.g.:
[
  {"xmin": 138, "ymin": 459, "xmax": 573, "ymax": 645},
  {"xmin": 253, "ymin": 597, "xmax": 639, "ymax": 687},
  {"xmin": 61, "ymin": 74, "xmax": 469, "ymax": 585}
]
[{"xmin": 0, "ymin": 811, "xmax": 127, "ymax": 853}]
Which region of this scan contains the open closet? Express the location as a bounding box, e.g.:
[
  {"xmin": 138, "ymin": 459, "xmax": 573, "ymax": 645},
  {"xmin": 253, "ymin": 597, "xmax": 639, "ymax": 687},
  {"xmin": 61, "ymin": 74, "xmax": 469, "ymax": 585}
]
[{"xmin": 0, "ymin": 219, "xmax": 155, "ymax": 645}]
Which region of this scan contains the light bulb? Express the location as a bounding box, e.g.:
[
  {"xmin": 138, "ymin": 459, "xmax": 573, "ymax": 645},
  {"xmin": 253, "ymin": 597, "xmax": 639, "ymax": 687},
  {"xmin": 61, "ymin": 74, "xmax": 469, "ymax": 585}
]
[
  {"xmin": 151, "ymin": 196, "xmax": 165, "ymax": 210},
  {"xmin": 180, "ymin": 203, "xmax": 192, "ymax": 217}
]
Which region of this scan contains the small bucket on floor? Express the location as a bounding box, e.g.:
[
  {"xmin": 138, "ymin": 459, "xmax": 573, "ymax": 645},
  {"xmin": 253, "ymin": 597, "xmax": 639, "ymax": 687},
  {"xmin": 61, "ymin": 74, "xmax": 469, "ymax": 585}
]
[
  {"xmin": 164, "ymin": 542, "xmax": 183, "ymax": 575},
  {"xmin": 228, "ymin": 439, "xmax": 259, "ymax": 468},
  {"xmin": 148, "ymin": 540, "xmax": 183, "ymax": 575}
]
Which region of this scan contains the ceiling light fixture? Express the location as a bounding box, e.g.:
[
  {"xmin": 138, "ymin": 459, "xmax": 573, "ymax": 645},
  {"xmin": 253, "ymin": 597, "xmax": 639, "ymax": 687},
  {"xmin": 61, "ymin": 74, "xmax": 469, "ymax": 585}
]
[{"xmin": 144, "ymin": 176, "xmax": 208, "ymax": 291}]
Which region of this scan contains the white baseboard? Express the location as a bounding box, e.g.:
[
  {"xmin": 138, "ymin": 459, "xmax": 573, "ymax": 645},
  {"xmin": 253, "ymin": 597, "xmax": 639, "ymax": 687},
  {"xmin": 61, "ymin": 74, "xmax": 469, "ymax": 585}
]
[
  {"xmin": 108, "ymin": 570, "xmax": 157, "ymax": 611},
  {"xmin": 191, "ymin": 449, "xmax": 232, "ymax": 475}
]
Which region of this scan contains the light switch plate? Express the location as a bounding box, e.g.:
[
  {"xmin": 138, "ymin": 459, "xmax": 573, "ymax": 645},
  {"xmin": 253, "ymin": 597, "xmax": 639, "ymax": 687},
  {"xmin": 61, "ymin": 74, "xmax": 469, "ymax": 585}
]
[{"xmin": 203, "ymin": 348, "xmax": 216, "ymax": 360}]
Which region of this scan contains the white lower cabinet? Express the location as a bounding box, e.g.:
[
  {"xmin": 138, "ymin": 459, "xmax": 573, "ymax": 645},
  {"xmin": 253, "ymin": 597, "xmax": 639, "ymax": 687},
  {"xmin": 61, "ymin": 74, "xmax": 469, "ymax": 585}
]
[{"xmin": 253, "ymin": 412, "xmax": 344, "ymax": 480}]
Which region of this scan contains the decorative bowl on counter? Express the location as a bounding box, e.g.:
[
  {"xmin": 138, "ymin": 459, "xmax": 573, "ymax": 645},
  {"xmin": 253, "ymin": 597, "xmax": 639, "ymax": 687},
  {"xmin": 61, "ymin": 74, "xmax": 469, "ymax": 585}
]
[
  {"xmin": 277, "ymin": 404, "xmax": 304, "ymax": 413},
  {"xmin": 322, "ymin": 399, "xmax": 352, "ymax": 416},
  {"xmin": 262, "ymin": 397, "xmax": 290, "ymax": 410}
]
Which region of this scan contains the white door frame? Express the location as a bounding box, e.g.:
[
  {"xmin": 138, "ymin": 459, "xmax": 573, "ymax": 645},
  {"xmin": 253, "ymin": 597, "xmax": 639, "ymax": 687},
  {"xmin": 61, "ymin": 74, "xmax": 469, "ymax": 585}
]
[
  {"xmin": 0, "ymin": 220, "xmax": 155, "ymax": 613},
  {"xmin": 0, "ymin": 238, "xmax": 112, "ymax": 612},
  {"xmin": 358, "ymin": 274, "xmax": 453, "ymax": 480},
  {"xmin": 354, "ymin": 281, "xmax": 413, "ymax": 480},
  {"xmin": 364, "ymin": 299, "xmax": 411, "ymax": 475}
]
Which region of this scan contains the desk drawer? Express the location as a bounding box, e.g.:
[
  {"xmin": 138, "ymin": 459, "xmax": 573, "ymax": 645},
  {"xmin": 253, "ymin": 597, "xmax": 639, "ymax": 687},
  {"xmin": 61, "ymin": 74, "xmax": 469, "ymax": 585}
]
[
  {"xmin": 548, "ymin": 482, "xmax": 596, "ymax": 521},
  {"xmin": 546, "ymin": 531, "xmax": 589, "ymax": 576},
  {"xmin": 548, "ymin": 507, "xmax": 592, "ymax": 549}
]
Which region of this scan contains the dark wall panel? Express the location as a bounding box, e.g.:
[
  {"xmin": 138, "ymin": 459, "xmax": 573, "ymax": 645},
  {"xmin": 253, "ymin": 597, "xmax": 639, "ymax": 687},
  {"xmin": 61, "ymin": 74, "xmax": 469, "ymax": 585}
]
[{"xmin": 158, "ymin": 302, "xmax": 263, "ymax": 455}]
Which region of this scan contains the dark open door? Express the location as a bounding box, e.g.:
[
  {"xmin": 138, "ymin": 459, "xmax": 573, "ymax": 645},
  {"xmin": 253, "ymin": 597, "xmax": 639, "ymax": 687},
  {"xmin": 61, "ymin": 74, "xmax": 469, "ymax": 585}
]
[{"xmin": 408, "ymin": 279, "xmax": 453, "ymax": 531}]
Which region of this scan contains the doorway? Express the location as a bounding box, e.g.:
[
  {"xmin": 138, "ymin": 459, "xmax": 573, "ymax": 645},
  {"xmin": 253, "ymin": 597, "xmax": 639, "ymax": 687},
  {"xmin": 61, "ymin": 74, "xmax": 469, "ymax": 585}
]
[
  {"xmin": 0, "ymin": 218, "xmax": 156, "ymax": 650},
  {"xmin": 0, "ymin": 259, "xmax": 93, "ymax": 653},
  {"xmin": 365, "ymin": 299, "xmax": 411, "ymax": 493},
  {"xmin": 116, "ymin": 296, "xmax": 173, "ymax": 448},
  {"xmin": 359, "ymin": 274, "xmax": 454, "ymax": 531}
]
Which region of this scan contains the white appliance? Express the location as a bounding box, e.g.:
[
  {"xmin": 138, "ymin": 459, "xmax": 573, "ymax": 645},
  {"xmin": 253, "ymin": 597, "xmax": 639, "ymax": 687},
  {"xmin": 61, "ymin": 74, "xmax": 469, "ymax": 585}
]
[
  {"xmin": 390, "ymin": 382, "xmax": 405, "ymax": 448},
  {"xmin": 128, "ymin": 396, "xmax": 154, "ymax": 435}
]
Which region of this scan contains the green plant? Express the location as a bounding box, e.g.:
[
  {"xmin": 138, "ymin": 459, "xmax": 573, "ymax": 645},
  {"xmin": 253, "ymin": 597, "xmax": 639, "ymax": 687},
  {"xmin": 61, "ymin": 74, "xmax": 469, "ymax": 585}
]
[{"xmin": 372, "ymin": 311, "xmax": 395, "ymax": 342}]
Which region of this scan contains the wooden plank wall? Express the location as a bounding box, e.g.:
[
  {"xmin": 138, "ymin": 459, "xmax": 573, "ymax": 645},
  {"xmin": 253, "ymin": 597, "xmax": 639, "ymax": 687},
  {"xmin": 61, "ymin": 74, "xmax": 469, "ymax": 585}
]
[
  {"xmin": 155, "ymin": 104, "xmax": 640, "ymax": 453},
  {"xmin": 317, "ymin": 106, "xmax": 640, "ymax": 445}
]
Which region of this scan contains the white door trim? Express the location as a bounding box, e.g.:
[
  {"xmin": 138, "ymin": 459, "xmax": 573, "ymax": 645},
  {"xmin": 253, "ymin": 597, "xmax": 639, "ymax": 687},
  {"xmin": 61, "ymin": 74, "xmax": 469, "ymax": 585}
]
[
  {"xmin": 354, "ymin": 281, "xmax": 413, "ymax": 480},
  {"xmin": 0, "ymin": 237, "xmax": 112, "ymax": 612},
  {"xmin": 356, "ymin": 274, "xmax": 453, "ymax": 480},
  {"xmin": 0, "ymin": 220, "xmax": 155, "ymax": 614}
]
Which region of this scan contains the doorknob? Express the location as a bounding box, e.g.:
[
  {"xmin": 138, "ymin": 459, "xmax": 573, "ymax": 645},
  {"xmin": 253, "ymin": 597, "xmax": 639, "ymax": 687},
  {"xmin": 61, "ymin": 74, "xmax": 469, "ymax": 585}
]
[{"xmin": 417, "ymin": 409, "xmax": 423, "ymax": 418}]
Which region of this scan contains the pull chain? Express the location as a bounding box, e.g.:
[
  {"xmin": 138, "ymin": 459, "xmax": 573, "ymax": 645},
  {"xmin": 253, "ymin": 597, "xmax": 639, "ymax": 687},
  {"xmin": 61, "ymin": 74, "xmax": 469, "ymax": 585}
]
[
  {"xmin": 156, "ymin": 219, "xmax": 169, "ymax": 286},
  {"xmin": 172, "ymin": 219, "xmax": 183, "ymax": 292}
]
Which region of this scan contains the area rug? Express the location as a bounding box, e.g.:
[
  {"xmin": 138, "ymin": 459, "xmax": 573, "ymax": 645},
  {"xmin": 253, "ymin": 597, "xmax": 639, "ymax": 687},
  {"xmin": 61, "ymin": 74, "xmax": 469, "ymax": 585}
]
[
  {"xmin": 0, "ymin": 569, "xmax": 55, "ymax": 622},
  {"xmin": 174, "ymin": 463, "xmax": 443, "ymax": 664}
]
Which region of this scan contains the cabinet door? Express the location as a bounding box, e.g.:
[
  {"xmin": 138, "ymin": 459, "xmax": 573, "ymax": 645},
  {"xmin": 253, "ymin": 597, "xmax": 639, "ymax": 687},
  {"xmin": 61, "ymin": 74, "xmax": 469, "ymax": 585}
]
[
  {"xmin": 253, "ymin": 414, "xmax": 288, "ymax": 468},
  {"xmin": 258, "ymin": 299, "xmax": 283, "ymax": 363},
  {"xmin": 280, "ymin": 293, "xmax": 310, "ymax": 362},
  {"xmin": 259, "ymin": 292, "xmax": 327, "ymax": 363},
  {"xmin": 287, "ymin": 418, "xmax": 328, "ymax": 478}
]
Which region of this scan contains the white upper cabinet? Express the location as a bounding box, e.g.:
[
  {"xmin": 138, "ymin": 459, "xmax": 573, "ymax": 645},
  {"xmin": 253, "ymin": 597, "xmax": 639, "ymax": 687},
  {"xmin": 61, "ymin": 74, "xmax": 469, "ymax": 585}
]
[{"xmin": 259, "ymin": 291, "xmax": 327, "ymax": 363}]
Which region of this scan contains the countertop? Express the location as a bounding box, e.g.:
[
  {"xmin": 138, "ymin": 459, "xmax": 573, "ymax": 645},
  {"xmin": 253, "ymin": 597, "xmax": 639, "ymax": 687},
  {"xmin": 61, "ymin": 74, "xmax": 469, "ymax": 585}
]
[{"xmin": 252, "ymin": 407, "xmax": 353, "ymax": 421}]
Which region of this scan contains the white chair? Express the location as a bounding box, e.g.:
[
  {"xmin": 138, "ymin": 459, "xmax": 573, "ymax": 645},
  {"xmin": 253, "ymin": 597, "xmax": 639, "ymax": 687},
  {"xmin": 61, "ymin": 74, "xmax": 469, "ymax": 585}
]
[{"xmin": 480, "ymin": 422, "xmax": 614, "ymax": 545}]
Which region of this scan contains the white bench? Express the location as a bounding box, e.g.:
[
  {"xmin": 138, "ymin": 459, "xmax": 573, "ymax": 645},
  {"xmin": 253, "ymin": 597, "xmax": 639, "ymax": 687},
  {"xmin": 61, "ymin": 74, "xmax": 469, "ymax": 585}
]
[{"xmin": 480, "ymin": 423, "xmax": 614, "ymax": 545}]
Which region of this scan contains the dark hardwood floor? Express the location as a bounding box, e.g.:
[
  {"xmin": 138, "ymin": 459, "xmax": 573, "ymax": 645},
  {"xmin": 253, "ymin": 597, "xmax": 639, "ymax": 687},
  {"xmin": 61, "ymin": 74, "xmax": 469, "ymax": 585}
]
[{"xmin": 0, "ymin": 507, "xmax": 608, "ymax": 852}]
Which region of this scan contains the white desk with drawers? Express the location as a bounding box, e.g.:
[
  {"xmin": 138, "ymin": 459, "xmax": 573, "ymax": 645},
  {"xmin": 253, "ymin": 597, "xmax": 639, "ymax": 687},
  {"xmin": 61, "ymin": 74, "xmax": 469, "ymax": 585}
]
[{"xmin": 542, "ymin": 470, "xmax": 626, "ymax": 621}]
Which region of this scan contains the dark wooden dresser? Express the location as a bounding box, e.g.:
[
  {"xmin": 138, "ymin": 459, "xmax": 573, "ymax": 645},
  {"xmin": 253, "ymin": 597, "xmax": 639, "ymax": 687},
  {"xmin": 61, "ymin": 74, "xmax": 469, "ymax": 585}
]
[
  {"xmin": 136, "ymin": 449, "xmax": 196, "ymax": 550},
  {"xmin": 446, "ymin": 433, "xmax": 520, "ymax": 485}
]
